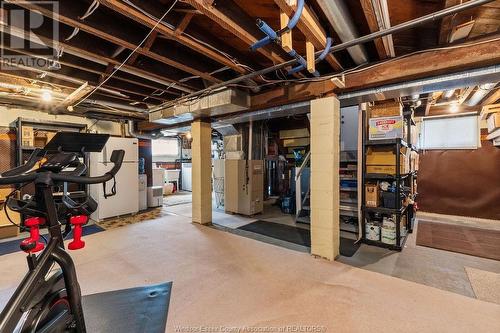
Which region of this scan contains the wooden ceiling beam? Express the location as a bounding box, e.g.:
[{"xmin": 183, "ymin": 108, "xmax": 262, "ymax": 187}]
[
  {"xmin": 175, "ymin": 12, "xmax": 195, "ymax": 35},
  {"xmin": 14, "ymin": 2, "xmax": 219, "ymax": 84},
  {"xmin": 439, "ymin": 0, "xmax": 461, "ymax": 44},
  {"xmin": 273, "ymin": 0, "xmax": 343, "ymax": 71},
  {"xmin": 252, "ymin": 37, "xmax": 500, "ymax": 109},
  {"xmin": 98, "ymin": 0, "xmax": 248, "ymax": 75},
  {"xmin": 3, "ymin": 46, "xmax": 181, "ymax": 97},
  {"xmin": 128, "ymin": 30, "xmax": 158, "ymax": 65},
  {"xmin": 482, "ymin": 87, "xmax": 500, "ymax": 105},
  {"xmin": 182, "ymin": 0, "xmax": 291, "ymax": 66},
  {"xmin": 0, "ymin": 23, "xmax": 196, "ymax": 94},
  {"xmin": 359, "ymin": 0, "xmax": 389, "ymax": 60}
]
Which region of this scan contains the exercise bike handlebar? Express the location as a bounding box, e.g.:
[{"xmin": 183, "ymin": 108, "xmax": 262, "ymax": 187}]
[{"xmin": 0, "ymin": 150, "xmax": 125, "ymax": 186}]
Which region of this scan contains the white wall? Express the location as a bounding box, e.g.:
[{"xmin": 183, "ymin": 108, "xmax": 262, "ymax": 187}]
[{"xmin": 0, "ymin": 106, "xmax": 124, "ymax": 135}]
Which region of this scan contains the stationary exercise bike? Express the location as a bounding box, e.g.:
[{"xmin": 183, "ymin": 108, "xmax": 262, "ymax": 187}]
[{"xmin": 0, "ymin": 133, "xmax": 123, "ymax": 333}]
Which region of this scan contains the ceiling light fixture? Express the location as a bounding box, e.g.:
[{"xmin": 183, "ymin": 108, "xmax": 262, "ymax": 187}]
[
  {"xmin": 185, "ymin": 132, "xmax": 192, "ymax": 140},
  {"xmin": 41, "ymin": 89, "xmax": 52, "ymax": 102}
]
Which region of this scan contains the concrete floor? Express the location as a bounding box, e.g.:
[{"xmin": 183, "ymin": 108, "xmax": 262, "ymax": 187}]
[
  {"xmin": 1, "ymin": 211, "xmax": 499, "ymax": 332},
  {"xmin": 162, "ymin": 196, "xmax": 500, "ymax": 300}
]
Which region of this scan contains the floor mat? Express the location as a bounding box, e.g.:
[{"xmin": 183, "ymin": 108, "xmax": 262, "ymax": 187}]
[
  {"xmin": 83, "ymin": 282, "xmax": 172, "ymax": 333},
  {"xmin": 465, "ymin": 267, "xmax": 500, "ymax": 305},
  {"xmin": 0, "ymin": 224, "xmax": 104, "ymax": 256},
  {"xmin": 416, "ymin": 220, "xmax": 500, "ymax": 261},
  {"xmin": 237, "ymin": 220, "xmax": 360, "ymax": 257},
  {"xmin": 96, "ymin": 207, "xmax": 169, "ymax": 229}
]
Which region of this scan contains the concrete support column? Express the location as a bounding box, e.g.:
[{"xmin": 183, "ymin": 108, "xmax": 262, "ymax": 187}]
[
  {"xmin": 310, "ymin": 96, "xmax": 340, "ymax": 260},
  {"xmin": 191, "ymin": 119, "xmax": 212, "ymax": 225}
]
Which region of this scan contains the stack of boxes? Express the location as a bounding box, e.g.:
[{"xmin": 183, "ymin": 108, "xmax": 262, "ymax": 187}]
[
  {"xmin": 21, "ymin": 126, "xmax": 57, "ymax": 148},
  {"xmin": 363, "ymin": 100, "xmax": 420, "ymax": 247}
]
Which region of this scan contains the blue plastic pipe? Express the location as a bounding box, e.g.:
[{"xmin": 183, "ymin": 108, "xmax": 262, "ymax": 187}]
[
  {"xmin": 250, "ymin": 0, "xmax": 304, "ymax": 51},
  {"xmin": 288, "ymin": 37, "xmax": 332, "ymax": 76}
]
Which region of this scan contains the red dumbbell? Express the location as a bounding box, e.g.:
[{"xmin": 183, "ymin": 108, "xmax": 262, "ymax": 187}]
[
  {"xmin": 68, "ymin": 215, "xmax": 88, "ymax": 250},
  {"xmin": 20, "ymin": 217, "xmax": 46, "ymax": 253}
]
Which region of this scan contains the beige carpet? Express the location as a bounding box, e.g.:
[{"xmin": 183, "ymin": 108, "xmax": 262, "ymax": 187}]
[
  {"xmin": 1, "ymin": 215, "xmax": 499, "ymax": 332},
  {"xmin": 466, "ymin": 267, "xmax": 500, "ymax": 305}
]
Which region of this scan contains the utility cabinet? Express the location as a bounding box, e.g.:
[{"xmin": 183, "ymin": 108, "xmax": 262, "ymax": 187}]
[{"xmin": 224, "ymin": 160, "xmax": 264, "ymax": 216}]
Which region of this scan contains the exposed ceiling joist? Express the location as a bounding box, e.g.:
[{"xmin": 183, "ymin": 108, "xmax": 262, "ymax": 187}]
[
  {"xmin": 252, "ymin": 36, "xmax": 500, "ymax": 109},
  {"xmin": 182, "ymin": 0, "xmax": 291, "ymax": 67},
  {"xmin": 0, "ymin": 23, "xmax": 196, "ymax": 94},
  {"xmin": 98, "ymin": 0, "xmax": 248, "ymax": 75},
  {"xmin": 482, "ymin": 87, "xmax": 500, "ymax": 105},
  {"xmin": 273, "ymin": 0, "xmax": 343, "ymax": 71},
  {"xmin": 3, "ymin": 46, "xmax": 180, "ymax": 97},
  {"xmin": 175, "ymin": 12, "xmax": 196, "ymax": 35},
  {"xmin": 14, "ymin": 2, "xmax": 220, "ymax": 84},
  {"xmin": 359, "ymin": 0, "xmax": 389, "ymax": 60}
]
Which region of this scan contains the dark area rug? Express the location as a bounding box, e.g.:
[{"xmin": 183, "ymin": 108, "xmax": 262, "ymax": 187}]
[
  {"xmin": 416, "ymin": 220, "xmax": 500, "ymax": 261},
  {"xmin": 237, "ymin": 220, "xmax": 360, "ymax": 257},
  {"xmin": 0, "ymin": 224, "xmax": 104, "ymax": 256}
]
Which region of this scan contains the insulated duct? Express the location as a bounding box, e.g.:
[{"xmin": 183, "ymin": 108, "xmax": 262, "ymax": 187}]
[
  {"xmin": 316, "ymin": 0, "xmax": 369, "ymax": 64},
  {"xmin": 338, "ymin": 65, "xmax": 500, "ymax": 106},
  {"xmin": 127, "ymin": 120, "xmax": 164, "ymax": 140},
  {"xmin": 150, "ymin": 88, "xmax": 250, "ymax": 125},
  {"xmin": 465, "ymin": 83, "xmax": 497, "ymax": 106}
]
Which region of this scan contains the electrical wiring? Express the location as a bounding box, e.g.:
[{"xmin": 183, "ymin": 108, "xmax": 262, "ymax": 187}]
[
  {"xmin": 74, "ymin": 0, "xmax": 180, "ymax": 107},
  {"xmin": 191, "ymin": 36, "xmax": 500, "ymax": 92},
  {"xmin": 2, "ymin": 185, "xmax": 48, "ymax": 245},
  {"xmin": 121, "ymin": 0, "xmax": 257, "ymax": 73}
]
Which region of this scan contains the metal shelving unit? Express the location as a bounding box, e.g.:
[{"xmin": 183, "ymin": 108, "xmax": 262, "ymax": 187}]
[
  {"xmin": 361, "ymin": 107, "xmax": 417, "ymax": 251},
  {"xmin": 16, "ymin": 118, "xmax": 87, "ymax": 167}
]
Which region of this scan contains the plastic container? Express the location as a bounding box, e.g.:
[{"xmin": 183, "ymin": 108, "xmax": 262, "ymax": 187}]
[{"xmin": 365, "ymin": 221, "xmax": 381, "ymax": 241}]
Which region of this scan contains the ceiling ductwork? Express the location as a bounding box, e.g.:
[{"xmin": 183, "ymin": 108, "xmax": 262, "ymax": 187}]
[
  {"xmin": 465, "ymin": 83, "xmax": 497, "ymax": 106},
  {"xmin": 315, "ymin": 0, "xmax": 369, "ymax": 65},
  {"xmin": 150, "ymin": 88, "xmax": 250, "ymax": 126}
]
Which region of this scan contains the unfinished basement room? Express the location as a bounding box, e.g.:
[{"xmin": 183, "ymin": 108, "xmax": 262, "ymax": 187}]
[{"xmin": 0, "ymin": 0, "xmax": 499, "ymax": 332}]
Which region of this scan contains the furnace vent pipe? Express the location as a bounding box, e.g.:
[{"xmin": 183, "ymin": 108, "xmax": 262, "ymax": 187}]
[
  {"xmin": 465, "ymin": 83, "xmax": 497, "ymax": 106},
  {"xmin": 316, "ymin": 0, "xmax": 369, "ymax": 65}
]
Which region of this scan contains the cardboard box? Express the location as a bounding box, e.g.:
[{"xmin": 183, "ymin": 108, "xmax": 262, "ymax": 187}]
[
  {"xmin": 279, "ymin": 128, "xmax": 309, "ymax": 139},
  {"xmin": 369, "ymin": 116, "xmax": 404, "ymax": 140},
  {"xmin": 369, "ymin": 101, "xmax": 402, "ymax": 118},
  {"xmin": 410, "ymin": 151, "xmax": 419, "ymax": 171},
  {"xmin": 22, "ymin": 126, "xmax": 34, "ymax": 138},
  {"xmin": 367, "ymin": 164, "xmax": 408, "ymax": 174},
  {"xmin": 365, "ymin": 184, "xmax": 379, "ymax": 207},
  {"xmin": 366, "ymin": 146, "xmax": 407, "ymax": 165},
  {"xmin": 46, "ymin": 131, "xmax": 57, "ymax": 143},
  {"xmin": 487, "ymin": 113, "xmax": 500, "ymax": 133},
  {"xmin": 283, "ymin": 137, "xmax": 310, "ymax": 147},
  {"xmin": 0, "ymin": 188, "xmax": 20, "ymax": 239},
  {"xmin": 21, "ymin": 138, "xmax": 34, "ymax": 147}
]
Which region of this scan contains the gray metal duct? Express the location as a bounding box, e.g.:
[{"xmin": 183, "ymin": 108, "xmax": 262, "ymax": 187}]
[
  {"xmin": 127, "ymin": 120, "xmax": 164, "ymax": 139},
  {"xmin": 150, "ymin": 88, "xmax": 250, "ymax": 125},
  {"xmin": 443, "ymin": 89, "xmax": 455, "ymax": 99},
  {"xmin": 465, "ymin": 83, "xmax": 497, "ymax": 106},
  {"xmin": 316, "ymin": 0, "xmax": 369, "ymax": 64},
  {"xmin": 338, "ymin": 65, "xmax": 500, "ymax": 106}
]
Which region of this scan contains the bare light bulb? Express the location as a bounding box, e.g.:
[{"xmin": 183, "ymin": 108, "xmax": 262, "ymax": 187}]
[
  {"xmin": 185, "ymin": 132, "xmax": 192, "ymax": 140},
  {"xmin": 41, "ymin": 89, "xmax": 52, "ymax": 102}
]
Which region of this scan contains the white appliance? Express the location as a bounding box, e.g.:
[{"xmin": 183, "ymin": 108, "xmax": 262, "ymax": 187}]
[
  {"xmin": 152, "ymin": 168, "xmax": 165, "ymax": 187},
  {"xmin": 138, "ymin": 174, "xmax": 147, "ymax": 211},
  {"xmin": 89, "ymin": 137, "xmax": 139, "ymax": 221},
  {"xmin": 147, "ymin": 186, "xmax": 163, "ymax": 207},
  {"xmin": 181, "ymin": 163, "xmax": 192, "ymax": 191}
]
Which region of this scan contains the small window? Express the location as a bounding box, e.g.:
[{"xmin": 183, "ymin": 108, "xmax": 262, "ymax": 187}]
[
  {"xmin": 152, "ymin": 138, "xmax": 179, "ymax": 157},
  {"xmin": 420, "ymin": 113, "xmax": 479, "ymax": 150}
]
